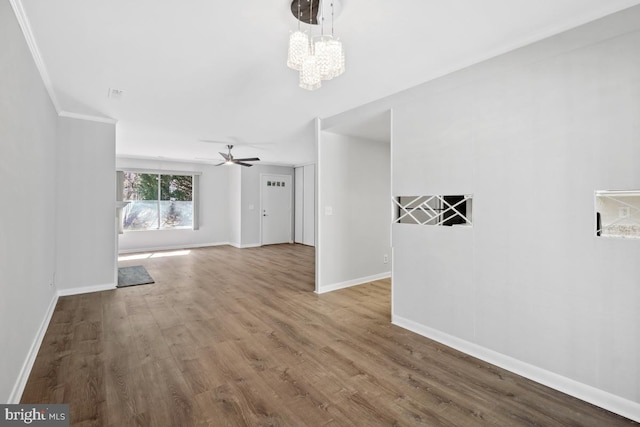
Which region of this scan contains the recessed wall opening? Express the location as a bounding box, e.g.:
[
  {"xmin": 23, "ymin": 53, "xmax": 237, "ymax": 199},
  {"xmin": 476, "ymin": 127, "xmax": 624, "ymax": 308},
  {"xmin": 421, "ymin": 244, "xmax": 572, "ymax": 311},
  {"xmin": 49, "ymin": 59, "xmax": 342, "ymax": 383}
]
[
  {"xmin": 595, "ymin": 190, "xmax": 640, "ymax": 239},
  {"xmin": 394, "ymin": 195, "xmax": 473, "ymax": 226}
]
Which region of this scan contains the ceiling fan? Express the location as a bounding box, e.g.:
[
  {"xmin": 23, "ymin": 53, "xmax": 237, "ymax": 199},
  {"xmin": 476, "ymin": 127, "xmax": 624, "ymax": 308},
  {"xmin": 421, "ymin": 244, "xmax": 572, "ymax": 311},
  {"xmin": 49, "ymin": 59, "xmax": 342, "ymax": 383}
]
[{"xmin": 210, "ymin": 145, "xmax": 260, "ymax": 167}]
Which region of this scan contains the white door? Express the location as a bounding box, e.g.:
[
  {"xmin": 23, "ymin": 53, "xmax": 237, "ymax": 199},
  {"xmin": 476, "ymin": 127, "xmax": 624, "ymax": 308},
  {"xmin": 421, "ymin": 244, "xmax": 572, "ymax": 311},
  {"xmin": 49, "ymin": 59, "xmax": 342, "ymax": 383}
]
[{"xmin": 261, "ymin": 174, "xmax": 292, "ymax": 245}]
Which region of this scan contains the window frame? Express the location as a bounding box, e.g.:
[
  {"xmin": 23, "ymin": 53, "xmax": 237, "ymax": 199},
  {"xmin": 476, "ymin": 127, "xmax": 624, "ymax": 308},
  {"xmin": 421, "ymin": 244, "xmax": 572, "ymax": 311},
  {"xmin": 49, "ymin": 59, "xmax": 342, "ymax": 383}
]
[{"xmin": 118, "ymin": 169, "xmax": 201, "ymax": 232}]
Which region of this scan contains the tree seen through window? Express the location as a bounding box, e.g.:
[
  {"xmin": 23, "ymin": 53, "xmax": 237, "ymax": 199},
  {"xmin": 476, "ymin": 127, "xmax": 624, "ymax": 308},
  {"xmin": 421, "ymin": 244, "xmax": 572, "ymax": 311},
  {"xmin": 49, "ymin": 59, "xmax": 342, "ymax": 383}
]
[{"xmin": 122, "ymin": 172, "xmax": 193, "ymax": 230}]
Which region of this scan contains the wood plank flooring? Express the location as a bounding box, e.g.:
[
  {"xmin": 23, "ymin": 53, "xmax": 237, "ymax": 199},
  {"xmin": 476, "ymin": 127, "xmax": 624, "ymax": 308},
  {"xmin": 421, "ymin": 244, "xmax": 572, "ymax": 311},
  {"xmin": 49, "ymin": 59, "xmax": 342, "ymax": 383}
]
[{"xmin": 21, "ymin": 244, "xmax": 636, "ymax": 426}]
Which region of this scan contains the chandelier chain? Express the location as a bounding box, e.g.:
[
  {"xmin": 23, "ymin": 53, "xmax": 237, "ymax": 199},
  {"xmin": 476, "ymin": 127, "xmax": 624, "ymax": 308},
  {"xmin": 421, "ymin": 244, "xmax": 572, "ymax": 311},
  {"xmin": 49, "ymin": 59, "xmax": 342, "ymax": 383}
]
[
  {"xmin": 321, "ymin": 0, "xmax": 325, "ymax": 37},
  {"xmin": 331, "ymin": 2, "xmax": 334, "ymax": 36}
]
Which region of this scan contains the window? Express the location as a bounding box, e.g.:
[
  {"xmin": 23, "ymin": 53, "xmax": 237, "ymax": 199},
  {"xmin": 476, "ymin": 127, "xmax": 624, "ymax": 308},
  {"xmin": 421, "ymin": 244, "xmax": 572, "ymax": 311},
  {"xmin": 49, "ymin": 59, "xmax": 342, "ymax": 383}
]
[
  {"xmin": 394, "ymin": 195, "xmax": 473, "ymax": 226},
  {"xmin": 122, "ymin": 172, "xmax": 194, "ymax": 231},
  {"xmin": 595, "ymin": 190, "xmax": 640, "ymax": 239}
]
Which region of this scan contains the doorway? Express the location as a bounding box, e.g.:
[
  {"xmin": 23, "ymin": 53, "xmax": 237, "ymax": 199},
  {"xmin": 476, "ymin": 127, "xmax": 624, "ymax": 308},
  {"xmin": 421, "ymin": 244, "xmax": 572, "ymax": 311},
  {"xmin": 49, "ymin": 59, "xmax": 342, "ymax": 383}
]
[{"xmin": 261, "ymin": 174, "xmax": 293, "ymax": 245}]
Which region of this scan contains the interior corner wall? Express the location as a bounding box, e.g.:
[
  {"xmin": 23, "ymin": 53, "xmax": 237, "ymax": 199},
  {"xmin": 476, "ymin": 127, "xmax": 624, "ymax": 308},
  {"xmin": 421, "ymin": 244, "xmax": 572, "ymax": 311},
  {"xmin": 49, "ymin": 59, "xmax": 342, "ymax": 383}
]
[
  {"xmin": 391, "ymin": 6, "xmax": 640, "ymax": 417},
  {"xmin": 55, "ymin": 117, "xmax": 116, "ymax": 293},
  {"xmin": 239, "ymin": 164, "xmax": 294, "ymax": 247},
  {"xmin": 294, "ymin": 164, "xmax": 316, "ymax": 246},
  {"xmin": 294, "ymin": 167, "xmax": 304, "ymax": 243},
  {"xmin": 228, "ymin": 166, "xmax": 242, "ymax": 247},
  {"xmin": 116, "ymin": 157, "xmax": 230, "ymax": 252},
  {"xmin": 317, "ymin": 132, "xmax": 391, "ymax": 292},
  {"xmin": 0, "ymin": 0, "xmax": 59, "ymax": 402},
  {"xmin": 303, "ymin": 164, "xmax": 316, "ymax": 246}
]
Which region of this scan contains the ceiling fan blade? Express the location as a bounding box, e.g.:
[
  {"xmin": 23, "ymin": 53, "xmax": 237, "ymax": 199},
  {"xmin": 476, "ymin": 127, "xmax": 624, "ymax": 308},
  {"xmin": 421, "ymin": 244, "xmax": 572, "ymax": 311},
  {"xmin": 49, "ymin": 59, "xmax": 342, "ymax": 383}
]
[
  {"xmin": 233, "ymin": 157, "xmax": 260, "ymax": 162},
  {"xmin": 213, "ymin": 162, "xmax": 226, "ymax": 166},
  {"xmin": 235, "ymin": 161, "xmax": 254, "ymax": 167},
  {"xmin": 219, "ymin": 152, "xmax": 230, "ymax": 161}
]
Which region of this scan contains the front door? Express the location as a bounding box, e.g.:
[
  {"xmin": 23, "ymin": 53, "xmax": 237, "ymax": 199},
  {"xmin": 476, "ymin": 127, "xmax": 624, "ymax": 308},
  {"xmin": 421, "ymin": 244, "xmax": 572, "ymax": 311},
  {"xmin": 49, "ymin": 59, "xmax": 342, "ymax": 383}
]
[{"xmin": 261, "ymin": 174, "xmax": 292, "ymax": 245}]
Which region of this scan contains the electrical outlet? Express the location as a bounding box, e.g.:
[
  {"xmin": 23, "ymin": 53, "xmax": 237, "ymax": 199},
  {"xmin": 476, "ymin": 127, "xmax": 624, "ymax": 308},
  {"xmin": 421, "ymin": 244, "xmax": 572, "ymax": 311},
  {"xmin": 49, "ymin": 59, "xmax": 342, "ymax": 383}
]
[{"xmin": 383, "ymin": 254, "xmax": 389, "ymax": 264}]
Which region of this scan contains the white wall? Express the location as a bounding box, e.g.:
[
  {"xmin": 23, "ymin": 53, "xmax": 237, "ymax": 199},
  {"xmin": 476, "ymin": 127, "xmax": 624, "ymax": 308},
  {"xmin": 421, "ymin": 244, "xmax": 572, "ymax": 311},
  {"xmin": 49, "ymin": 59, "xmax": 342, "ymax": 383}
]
[
  {"xmin": 303, "ymin": 164, "xmax": 316, "ymax": 246},
  {"xmin": 0, "ymin": 0, "xmax": 59, "ymax": 402},
  {"xmin": 295, "ymin": 167, "xmax": 304, "ymax": 242},
  {"xmin": 228, "ymin": 166, "xmax": 242, "ymax": 247},
  {"xmin": 116, "ymin": 160, "xmax": 293, "ymax": 251},
  {"xmin": 116, "ymin": 157, "xmax": 230, "ymax": 252},
  {"xmin": 294, "ymin": 164, "xmax": 316, "ymax": 246},
  {"xmin": 390, "ymin": 6, "xmax": 640, "ymax": 420},
  {"xmin": 239, "ymin": 164, "xmax": 294, "ymax": 247},
  {"xmin": 317, "ymin": 132, "xmax": 391, "ymax": 293},
  {"xmin": 56, "ymin": 117, "xmax": 116, "ymax": 293}
]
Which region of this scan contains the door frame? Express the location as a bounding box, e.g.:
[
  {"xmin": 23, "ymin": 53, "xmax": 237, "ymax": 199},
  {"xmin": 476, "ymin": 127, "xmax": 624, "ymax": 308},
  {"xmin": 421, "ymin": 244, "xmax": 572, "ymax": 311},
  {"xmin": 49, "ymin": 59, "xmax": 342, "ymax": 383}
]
[{"xmin": 259, "ymin": 173, "xmax": 293, "ymax": 246}]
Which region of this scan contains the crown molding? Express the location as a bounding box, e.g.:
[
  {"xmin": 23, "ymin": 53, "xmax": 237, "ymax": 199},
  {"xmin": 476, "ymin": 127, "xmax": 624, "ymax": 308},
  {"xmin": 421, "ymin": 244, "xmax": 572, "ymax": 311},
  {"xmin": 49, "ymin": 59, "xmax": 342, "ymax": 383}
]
[
  {"xmin": 11, "ymin": 0, "xmax": 118, "ymax": 126},
  {"xmin": 9, "ymin": 0, "xmax": 61, "ymax": 113},
  {"xmin": 59, "ymin": 111, "xmax": 118, "ymax": 125}
]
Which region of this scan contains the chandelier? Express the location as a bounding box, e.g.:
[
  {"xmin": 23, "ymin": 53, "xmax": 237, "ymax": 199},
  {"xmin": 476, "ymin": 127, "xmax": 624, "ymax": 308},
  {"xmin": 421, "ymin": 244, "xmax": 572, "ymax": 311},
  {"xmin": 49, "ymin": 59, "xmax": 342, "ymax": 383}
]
[{"xmin": 287, "ymin": 0, "xmax": 345, "ymax": 91}]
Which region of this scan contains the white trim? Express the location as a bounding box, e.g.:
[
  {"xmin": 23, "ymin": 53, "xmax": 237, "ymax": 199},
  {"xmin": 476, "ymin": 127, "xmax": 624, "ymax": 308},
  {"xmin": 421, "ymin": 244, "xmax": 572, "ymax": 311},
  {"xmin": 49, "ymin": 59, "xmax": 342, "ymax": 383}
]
[
  {"xmin": 315, "ymin": 272, "xmax": 391, "ymax": 294},
  {"xmin": 9, "ymin": 0, "xmax": 61, "ymax": 112},
  {"xmin": 117, "ymin": 167, "xmax": 203, "ymax": 176},
  {"xmin": 228, "ymin": 242, "xmax": 261, "ymax": 249},
  {"xmin": 57, "ymin": 283, "xmax": 116, "ymax": 297},
  {"xmin": 8, "ymin": 292, "xmax": 58, "ymax": 403},
  {"xmin": 293, "ymin": 162, "xmax": 317, "ymax": 168},
  {"xmin": 392, "ymin": 314, "xmax": 640, "ymax": 423},
  {"xmin": 118, "ymin": 241, "xmax": 229, "ymax": 254},
  {"xmin": 123, "ymin": 155, "xmax": 295, "ymax": 168},
  {"xmin": 250, "ymin": 161, "xmax": 296, "ymax": 168},
  {"xmin": 389, "ymin": 108, "xmax": 395, "ymax": 320},
  {"xmin": 314, "ymin": 118, "xmax": 322, "ymax": 293},
  {"xmin": 59, "ymin": 111, "xmax": 117, "ymax": 125},
  {"xmin": 192, "ymin": 175, "xmax": 200, "ymax": 231}
]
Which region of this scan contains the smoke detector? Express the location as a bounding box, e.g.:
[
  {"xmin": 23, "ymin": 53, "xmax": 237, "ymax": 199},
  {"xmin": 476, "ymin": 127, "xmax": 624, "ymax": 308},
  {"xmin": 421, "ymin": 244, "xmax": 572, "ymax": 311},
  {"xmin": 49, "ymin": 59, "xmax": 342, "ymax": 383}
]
[{"xmin": 108, "ymin": 88, "xmax": 125, "ymax": 100}]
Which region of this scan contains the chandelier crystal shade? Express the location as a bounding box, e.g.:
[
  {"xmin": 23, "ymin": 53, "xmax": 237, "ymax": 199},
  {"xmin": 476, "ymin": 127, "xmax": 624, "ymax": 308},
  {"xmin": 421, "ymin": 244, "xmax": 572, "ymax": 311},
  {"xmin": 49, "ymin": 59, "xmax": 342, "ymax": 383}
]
[
  {"xmin": 300, "ymin": 54, "xmax": 322, "ymax": 90},
  {"xmin": 287, "ymin": 0, "xmax": 345, "ymax": 90},
  {"xmin": 314, "ymin": 37, "xmax": 332, "ymax": 80},
  {"xmin": 287, "ymin": 30, "xmax": 309, "ymax": 71},
  {"xmin": 327, "ymin": 38, "xmax": 345, "ymax": 77}
]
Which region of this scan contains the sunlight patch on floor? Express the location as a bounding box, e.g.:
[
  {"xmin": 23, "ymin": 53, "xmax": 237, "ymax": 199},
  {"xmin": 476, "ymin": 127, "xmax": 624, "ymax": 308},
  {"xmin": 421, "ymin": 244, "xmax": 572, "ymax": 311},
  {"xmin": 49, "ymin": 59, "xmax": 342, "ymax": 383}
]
[{"xmin": 118, "ymin": 250, "xmax": 191, "ymax": 261}]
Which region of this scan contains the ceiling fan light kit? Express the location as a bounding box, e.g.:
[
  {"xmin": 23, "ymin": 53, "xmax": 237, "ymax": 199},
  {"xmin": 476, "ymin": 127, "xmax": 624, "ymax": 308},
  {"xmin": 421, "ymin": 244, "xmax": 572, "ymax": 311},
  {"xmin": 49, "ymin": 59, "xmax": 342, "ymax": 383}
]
[
  {"xmin": 287, "ymin": 0, "xmax": 345, "ymax": 91},
  {"xmin": 214, "ymin": 145, "xmax": 260, "ymax": 167}
]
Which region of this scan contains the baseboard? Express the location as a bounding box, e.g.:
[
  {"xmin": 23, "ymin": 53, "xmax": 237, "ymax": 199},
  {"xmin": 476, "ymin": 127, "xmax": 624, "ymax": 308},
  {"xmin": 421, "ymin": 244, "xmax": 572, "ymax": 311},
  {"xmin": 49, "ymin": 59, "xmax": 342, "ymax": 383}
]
[
  {"xmin": 118, "ymin": 241, "xmax": 229, "ymax": 254},
  {"xmin": 8, "ymin": 292, "xmax": 58, "ymax": 404},
  {"xmin": 316, "ymin": 272, "xmax": 391, "ymax": 294},
  {"xmin": 392, "ymin": 314, "xmax": 640, "ymax": 423},
  {"xmin": 228, "ymin": 243, "xmax": 261, "ymax": 249},
  {"xmin": 57, "ymin": 283, "xmax": 116, "ymax": 297}
]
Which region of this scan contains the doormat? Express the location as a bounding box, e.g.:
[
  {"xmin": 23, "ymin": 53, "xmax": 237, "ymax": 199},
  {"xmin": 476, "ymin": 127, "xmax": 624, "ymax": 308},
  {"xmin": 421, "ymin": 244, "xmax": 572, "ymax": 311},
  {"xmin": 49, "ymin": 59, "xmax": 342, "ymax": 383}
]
[{"xmin": 117, "ymin": 265, "xmax": 155, "ymax": 288}]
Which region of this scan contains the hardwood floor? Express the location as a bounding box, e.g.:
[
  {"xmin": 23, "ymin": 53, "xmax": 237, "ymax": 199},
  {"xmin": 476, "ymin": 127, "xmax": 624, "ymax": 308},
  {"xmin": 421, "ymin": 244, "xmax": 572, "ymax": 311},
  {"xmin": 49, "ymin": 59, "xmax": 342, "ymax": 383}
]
[{"xmin": 22, "ymin": 244, "xmax": 636, "ymax": 426}]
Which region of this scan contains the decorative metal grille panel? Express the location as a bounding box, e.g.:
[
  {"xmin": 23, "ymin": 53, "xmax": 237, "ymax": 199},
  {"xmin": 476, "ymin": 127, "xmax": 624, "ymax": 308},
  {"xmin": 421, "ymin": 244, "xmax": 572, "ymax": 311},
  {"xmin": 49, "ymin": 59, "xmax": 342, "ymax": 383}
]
[{"xmin": 394, "ymin": 195, "xmax": 472, "ymax": 226}]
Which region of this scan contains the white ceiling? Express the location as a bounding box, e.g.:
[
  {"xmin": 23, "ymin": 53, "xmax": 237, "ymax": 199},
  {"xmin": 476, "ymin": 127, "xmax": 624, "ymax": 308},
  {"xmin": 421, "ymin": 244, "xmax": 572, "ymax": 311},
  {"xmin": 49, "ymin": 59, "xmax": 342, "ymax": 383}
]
[{"xmin": 18, "ymin": 0, "xmax": 640, "ymax": 165}]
